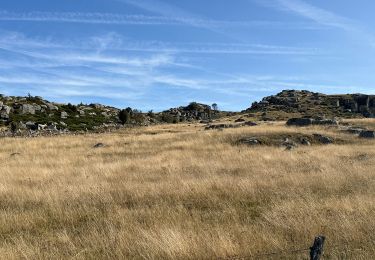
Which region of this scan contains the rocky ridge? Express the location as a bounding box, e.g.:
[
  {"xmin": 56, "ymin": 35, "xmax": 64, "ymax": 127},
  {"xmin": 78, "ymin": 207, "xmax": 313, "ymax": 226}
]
[
  {"xmin": 247, "ymin": 90, "xmax": 375, "ymax": 119},
  {"xmin": 0, "ymin": 95, "xmax": 221, "ymax": 136}
]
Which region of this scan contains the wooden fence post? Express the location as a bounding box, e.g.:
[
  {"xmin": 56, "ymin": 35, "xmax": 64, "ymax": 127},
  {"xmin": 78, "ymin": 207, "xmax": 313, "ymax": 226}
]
[{"xmin": 310, "ymin": 236, "xmax": 326, "ymax": 260}]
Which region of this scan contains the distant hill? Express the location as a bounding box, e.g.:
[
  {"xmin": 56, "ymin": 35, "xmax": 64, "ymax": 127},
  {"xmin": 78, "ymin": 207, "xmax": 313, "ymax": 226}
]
[{"xmin": 245, "ymin": 90, "xmax": 375, "ymax": 120}]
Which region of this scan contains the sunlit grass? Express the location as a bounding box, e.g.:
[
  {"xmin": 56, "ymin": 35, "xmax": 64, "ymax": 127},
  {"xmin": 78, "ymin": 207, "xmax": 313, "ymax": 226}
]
[{"xmin": 0, "ymin": 120, "xmax": 374, "ymax": 259}]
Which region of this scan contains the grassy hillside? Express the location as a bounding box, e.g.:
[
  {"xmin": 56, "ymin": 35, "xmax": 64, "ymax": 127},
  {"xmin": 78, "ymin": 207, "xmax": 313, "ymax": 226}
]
[{"xmin": 0, "ymin": 120, "xmax": 374, "ymax": 259}]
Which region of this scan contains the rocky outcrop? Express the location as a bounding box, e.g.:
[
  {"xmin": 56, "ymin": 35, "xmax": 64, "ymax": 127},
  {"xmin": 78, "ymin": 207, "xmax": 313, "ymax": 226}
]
[
  {"xmin": 0, "ymin": 94, "xmax": 122, "ymax": 134},
  {"xmin": 247, "ymin": 90, "xmax": 375, "ymax": 118},
  {"xmin": 163, "ymin": 102, "xmax": 214, "ymax": 122}
]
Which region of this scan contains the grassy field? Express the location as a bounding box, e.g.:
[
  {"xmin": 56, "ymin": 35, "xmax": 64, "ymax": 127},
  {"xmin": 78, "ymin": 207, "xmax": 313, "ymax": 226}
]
[{"xmin": 0, "ymin": 120, "xmax": 374, "ymax": 259}]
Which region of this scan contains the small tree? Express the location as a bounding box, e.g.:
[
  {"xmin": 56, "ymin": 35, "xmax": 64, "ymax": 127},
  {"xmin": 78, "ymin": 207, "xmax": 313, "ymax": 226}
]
[
  {"xmin": 205, "ymin": 107, "xmax": 212, "ymax": 119},
  {"xmin": 119, "ymin": 109, "xmax": 131, "ymax": 125},
  {"xmin": 212, "ymin": 103, "xmax": 218, "ymax": 111},
  {"xmin": 187, "ymin": 102, "xmax": 200, "ymax": 111},
  {"xmin": 125, "ymin": 107, "xmax": 133, "ymax": 114},
  {"xmin": 147, "ymin": 110, "xmax": 155, "ymax": 118}
]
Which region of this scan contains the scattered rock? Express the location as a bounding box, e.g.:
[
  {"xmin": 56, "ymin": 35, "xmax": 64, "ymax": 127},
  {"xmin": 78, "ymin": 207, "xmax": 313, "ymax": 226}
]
[
  {"xmin": 206, "ymin": 124, "xmax": 235, "ymax": 130},
  {"xmin": 244, "ymin": 121, "xmax": 258, "ymax": 126},
  {"xmin": 25, "ymin": 121, "xmax": 37, "ymax": 130},
  {"xmin": 313, "ymin": 134, "xmax": 334, "ymax": 144},
  {"xmin": 285, "ymin": 144, "xmax": 296, "ymax": 151},
  {"xmin": 235, "ymin": 118, "xmax": 246, "ymax": 123},
  {"xmin": 282, "ymin": 138, "xmax": 298, "ymax": 150},
  {"xmin": 37, "ymin": 124, "xmax": 48, "ymax": 131},
  {"xmin": 93, "ymin": 143, "xmax": 105, "ymax": 148},
  {"xmin": 238, "ymin": 137, "xmax": 261, "ymax": 145},
  {"xmin": 359, "ymin": 130, "xmax": 375, "ymax": 139},
  {"xmin": 346, "ymin": 127, "xmax": 366, "ymax": 135},
  {"xmin": 48, "ymin": 123, "xmax": 58, "ymax": 131},
  {"xmin": 356, "ymin": 154, "xmax": 369, "ymax": 160},
  {"xmin": 300, "ymin": 138, "xmax": 311, "ymax": 146}
]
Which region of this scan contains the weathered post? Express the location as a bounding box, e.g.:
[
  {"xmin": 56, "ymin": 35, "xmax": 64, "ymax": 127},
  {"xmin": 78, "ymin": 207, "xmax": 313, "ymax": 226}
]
[{"xmin": 310, "ymin": 236, "xmax": 326, "ymax": 260}]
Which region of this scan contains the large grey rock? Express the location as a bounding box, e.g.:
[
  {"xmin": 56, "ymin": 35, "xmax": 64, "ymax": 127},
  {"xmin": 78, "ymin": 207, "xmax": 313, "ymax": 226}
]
[
  {"xmin": 34, "ymin": 105, "xmax": 42, "ymax": 112},
  {"xmin": 0, "ymin": 111, "xmax": 9, "ymax": 119},
  {"xmin": 61, "ymin": 111, "xmax": 68, "ymax": 119},
  {"xmin": 359, "ymin": 130, "xmax": 375, "ymax": 138},
  {"xmin": 101, "ymin": 112, "xmax": 110, "ymax": 117},
  {"xmin": 2, "ymin": 105, "xmax": 11, "ymax": 114},
  {"xmin": 21, "ymin": 104, "xmax": 36, "ymax": 115},
  {"xmin": 47, "ymin": 103, "xmax": 59, "ymax": 111},
  {"xmin": 0, "ymin": 105, "xmax": 11, "ymax": 119},
  {"xmin": 287, "ymin": 117, "xmax": 338, "ymax": 127},
  {"xmin": 287, "ymin": 118, "xmax": 313, "ymax": 126}
]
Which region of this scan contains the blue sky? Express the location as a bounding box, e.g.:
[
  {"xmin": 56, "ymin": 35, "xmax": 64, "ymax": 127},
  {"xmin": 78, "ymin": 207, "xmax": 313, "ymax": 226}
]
[{"xmin": 0, "ymin": 0, "xmax": 374, "ymax": 111}]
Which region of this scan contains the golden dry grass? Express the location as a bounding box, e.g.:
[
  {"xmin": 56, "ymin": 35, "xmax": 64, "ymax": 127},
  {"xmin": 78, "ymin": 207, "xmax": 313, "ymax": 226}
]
[{"xmin": 0, "ymin": 120, "xmax": 374, "ymax": 259}]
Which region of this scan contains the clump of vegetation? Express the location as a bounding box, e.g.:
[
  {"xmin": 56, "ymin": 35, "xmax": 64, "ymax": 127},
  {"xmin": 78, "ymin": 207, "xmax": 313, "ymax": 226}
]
[{"xmin": 119, "ymin": 108, "xmax": 132, "ymax": 125}]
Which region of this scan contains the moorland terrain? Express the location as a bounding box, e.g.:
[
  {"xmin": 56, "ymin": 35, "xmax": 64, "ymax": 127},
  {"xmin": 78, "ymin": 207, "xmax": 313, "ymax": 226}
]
[{"xmin": 0, "ymin": 90, "xmax": 374, "ymax": 259}]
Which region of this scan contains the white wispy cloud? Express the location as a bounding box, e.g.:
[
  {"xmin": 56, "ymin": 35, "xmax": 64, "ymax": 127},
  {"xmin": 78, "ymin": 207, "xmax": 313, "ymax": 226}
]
[
  {"xmin": 119, "ymin": 0, "xmax": 269, "ymax": 44},
  {"xmin": 262, "ymin": 0, "xmax": 375, "ymax": 47},
  {"xmin": 0, "ymin": 10, "xmax": 322, "ymax": 30},
  {"xmin": 0, "ymin": 31, "xmax": 320, "ymax": 56},
  {"xmin": 0, "ymin": 11, "xmax": 178, "ymax": 25},
  {"xmin": 276, "ymin": 0, "xmax": 354, "ymax": 29},
  {"xmin": 0, "ymin": 30, "xmax": 362, "ymax": 110}
]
